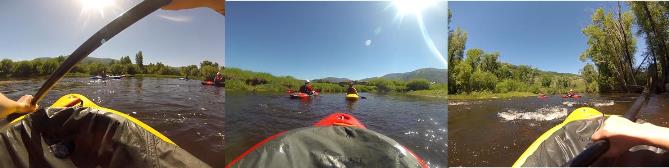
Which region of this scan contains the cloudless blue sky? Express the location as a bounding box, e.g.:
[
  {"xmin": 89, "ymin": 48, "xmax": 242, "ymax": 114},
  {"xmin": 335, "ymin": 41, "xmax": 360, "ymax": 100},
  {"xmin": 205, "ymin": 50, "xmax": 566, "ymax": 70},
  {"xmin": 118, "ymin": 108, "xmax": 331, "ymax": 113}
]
[
  {"xmin": 449, "ymin": 1, "xmax": 646, "ymax": 74},
  {"xmin": 226, "ymin": 1, "xmax": 447, "ymax": 80},
  {"xmin": 0, "ymin": 0, "xmax": 224, "ymax": 67}
]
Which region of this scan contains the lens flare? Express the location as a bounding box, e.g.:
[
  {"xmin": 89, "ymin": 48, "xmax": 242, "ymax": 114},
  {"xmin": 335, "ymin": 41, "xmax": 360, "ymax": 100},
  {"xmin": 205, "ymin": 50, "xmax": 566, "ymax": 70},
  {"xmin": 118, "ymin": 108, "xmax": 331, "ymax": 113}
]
[
  {"xmin": 392, "ymin": 0, "xmax": 446, "ymax": 67},
  {"xmin": 393, "ymin": 0, "xmax": 438, "ymax": 17},
  {"xmin": 79, "ymin": 0, "xmax": 115, "ymax": 17}
]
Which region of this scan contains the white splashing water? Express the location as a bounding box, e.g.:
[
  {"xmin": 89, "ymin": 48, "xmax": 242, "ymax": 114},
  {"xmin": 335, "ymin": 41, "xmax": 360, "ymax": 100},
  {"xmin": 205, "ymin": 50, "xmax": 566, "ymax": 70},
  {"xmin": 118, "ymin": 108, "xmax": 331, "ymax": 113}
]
[
  {"xmin": 498, "ymin": 106, "xmax": 568, "ymax": 121},
  {"xmin": 593, "ymin": 100, "xmax": 615, "ymax": 107},
  {"xmin": 448, "ymin": 102, "xmax": 469, "ymax": 106},
  {"xmin": 562, "ymin": 101, "xmax": 577, "ymax": 107}
]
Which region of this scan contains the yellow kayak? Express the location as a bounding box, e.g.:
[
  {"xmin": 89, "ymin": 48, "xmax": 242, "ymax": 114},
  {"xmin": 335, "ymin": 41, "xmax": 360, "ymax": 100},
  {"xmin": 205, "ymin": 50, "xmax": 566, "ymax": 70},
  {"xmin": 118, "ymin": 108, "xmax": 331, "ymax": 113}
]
[
  {"xmin": 0, "ymin": 94, "xmax": 209, "ymax": 167},
  {"xmin": 346, "ymin": 93, "xmax": 359, "ymax": 100}
]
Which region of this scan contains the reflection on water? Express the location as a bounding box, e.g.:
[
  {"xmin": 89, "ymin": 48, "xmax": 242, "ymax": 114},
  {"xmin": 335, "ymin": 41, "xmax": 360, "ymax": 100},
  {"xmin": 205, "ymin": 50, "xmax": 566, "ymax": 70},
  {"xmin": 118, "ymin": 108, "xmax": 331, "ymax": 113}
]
[
  {"xmin": 225, "ymin": 91, "xmax": 447, "ymax": 167},
  {"xmin": 0, "ymin": 77, "xmax": 225, "ymax": 167},
  {"xmin": 448, "ymin": 94, "xmax": 669, "ymax": 166}
]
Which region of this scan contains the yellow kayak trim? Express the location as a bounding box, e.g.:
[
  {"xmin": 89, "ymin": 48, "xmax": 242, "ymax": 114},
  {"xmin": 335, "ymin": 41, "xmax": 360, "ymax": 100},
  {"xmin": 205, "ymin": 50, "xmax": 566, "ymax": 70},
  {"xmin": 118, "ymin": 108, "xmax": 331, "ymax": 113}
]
[
  {"xmin": 345, "ymin": 94, "xmax": 359, "ymax": 100},
  {"xmin": 512, "ymin": 107, "xmax": 606, "ymax": 167},
  {"xmin": 10, "ymin": 94, "xmax": 175, "ymax": 145}
]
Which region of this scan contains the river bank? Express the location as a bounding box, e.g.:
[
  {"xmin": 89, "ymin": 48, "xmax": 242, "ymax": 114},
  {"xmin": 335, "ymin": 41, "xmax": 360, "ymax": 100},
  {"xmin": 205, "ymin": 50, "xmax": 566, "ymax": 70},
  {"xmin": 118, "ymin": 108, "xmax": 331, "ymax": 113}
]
[{"xmin": 448, "ymin": 91, "xmax": 538, "ymax": 100}]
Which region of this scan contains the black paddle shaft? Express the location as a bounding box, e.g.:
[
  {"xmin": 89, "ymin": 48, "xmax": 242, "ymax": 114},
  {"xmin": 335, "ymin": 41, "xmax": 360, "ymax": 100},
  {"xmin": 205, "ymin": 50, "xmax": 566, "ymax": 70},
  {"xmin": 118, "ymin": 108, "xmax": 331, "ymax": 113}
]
[
  {"xmin": 31, "ymin": 0, "xmax": 171, "ymax": 105},
  {"xmin": 567, "ymin": 89, "xmax": 650, "ymax": 166}
]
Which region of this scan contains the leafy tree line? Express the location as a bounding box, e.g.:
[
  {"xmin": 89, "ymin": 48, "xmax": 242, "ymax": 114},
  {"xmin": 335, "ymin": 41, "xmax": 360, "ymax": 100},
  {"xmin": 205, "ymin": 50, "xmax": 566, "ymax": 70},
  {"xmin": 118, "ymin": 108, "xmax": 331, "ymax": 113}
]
[
  {"xmin": 0, "ymin": 51, "xmax": 223, "ymax": 80},
  {"xmin": 448, "ymin": 10, "xmax": 586, "ymax": 95},
  {"xmin": 223, "ymin": 67, "xmax": 442, "ymax": 93}
]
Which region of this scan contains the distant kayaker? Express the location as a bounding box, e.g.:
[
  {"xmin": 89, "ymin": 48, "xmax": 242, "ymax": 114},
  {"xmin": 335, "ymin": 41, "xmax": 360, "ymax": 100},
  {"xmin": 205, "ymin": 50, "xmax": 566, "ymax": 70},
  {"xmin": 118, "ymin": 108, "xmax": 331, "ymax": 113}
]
[
  {"xmin": 567, "ymin": 89, "xmax": 575, "ymax": 97},
  {"xmin": 592, "ymin": 115, "xmax": 669, "ymax": 158},
  {"xmin": 214, "ymin": 71, "xmax": 223, "ymax": 84},
  {"xmin": 299, "ymin": 80, "xmax": 315, "ymax": 95},
  {"xmin": 347, "ymin": 82, "xmax": 358, "ymax": 95},
  {"xmin": 0, "ymin": 93, "xmax": 37, "ymax": 119}
]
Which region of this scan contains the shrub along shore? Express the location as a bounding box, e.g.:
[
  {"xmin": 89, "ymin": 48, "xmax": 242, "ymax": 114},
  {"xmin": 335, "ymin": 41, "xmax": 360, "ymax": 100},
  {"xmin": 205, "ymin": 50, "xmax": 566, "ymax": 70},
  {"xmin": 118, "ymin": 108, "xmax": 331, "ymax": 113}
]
[{"xmin": 223, "ymin": 67, "xmax": 447, "ymax": 98}]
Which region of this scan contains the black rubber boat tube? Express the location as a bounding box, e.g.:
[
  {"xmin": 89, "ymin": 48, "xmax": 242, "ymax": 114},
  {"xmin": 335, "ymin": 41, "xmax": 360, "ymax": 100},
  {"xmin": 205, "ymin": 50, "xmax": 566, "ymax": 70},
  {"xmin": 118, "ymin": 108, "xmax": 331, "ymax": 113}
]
[{"xmin": 566, "ymin": 89, "xmax": 650, "ymax": 166}]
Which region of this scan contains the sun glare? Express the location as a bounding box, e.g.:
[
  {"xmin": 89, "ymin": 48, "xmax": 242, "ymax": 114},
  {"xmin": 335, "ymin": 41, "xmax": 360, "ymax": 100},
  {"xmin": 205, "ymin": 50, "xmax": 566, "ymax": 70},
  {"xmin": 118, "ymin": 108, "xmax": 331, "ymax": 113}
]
[
  {"xmin": 79, "ymin": 0, "xmax": 115, "ymax": 17},
  {"xmin": 393, "ymin": 0, "xmax": 437, "ymax": 17},
  {"xmin": 391, "ymin": 0, "xmax": 446, "ymax": 67}
]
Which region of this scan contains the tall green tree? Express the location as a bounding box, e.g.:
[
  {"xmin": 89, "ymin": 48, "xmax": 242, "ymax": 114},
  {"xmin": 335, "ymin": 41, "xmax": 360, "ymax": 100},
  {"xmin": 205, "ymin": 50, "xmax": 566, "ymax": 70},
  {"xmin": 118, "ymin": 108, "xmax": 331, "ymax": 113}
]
[
  {"xmin": 120, "ymin": 56, "xmax": 132, "ymax": 64},
  {"xmin": 200, "ymin": 60, "xmax": 219, "ymax": 69},
  {"xmin": 581, "ymin": 7, "xmax": 637, "ymax": 92},
  {"xmin": 448, "ymin": 9, "xmax": 469, "ymax": 94},
  {"xmin": 629, "ymin": 1, "xmax": 669, "ymax": 92},
  {"xmin": 0, "ymin": 59, "xmax": 13, "ymax": 77},
  {"xmin": 135, "ymin": 51, "xmax": 144, "ymax": 73}
]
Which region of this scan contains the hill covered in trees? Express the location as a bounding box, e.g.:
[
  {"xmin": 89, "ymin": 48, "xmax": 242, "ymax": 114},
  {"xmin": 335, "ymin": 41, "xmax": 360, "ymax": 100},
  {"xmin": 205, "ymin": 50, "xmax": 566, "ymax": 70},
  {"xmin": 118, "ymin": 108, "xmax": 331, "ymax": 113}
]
[
  {"xmin": 0, "ymin": 51, "xmax": 223, "ymax": 80},
  {"xmin": 363, "ymin": 68, "xmax": 447, "ymax": 83}
]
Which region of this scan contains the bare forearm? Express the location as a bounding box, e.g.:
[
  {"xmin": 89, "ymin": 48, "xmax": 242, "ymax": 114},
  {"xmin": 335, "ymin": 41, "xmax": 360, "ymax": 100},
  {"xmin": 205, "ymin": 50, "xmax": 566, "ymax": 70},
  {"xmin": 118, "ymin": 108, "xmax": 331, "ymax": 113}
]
[
  {"xmin": 0, "ymin": 94, "xmax": 19, "ymax": 116},
  {"xmin": 639, "ymin": 123, "xmax": 669, "ymax": 149}
]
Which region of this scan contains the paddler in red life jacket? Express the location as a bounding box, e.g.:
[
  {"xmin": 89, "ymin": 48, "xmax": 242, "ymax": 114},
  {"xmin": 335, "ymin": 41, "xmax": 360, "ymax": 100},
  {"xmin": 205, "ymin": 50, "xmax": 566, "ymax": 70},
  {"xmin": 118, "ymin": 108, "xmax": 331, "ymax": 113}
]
[
  {"xmin": 299, "ymin": 80, "xmax": 315, "ymax": 95},
  {"xmin": 567, "ymin": 89, "xmax": 575, "ymax": 98},
  {"xmin": 214, "ymin": 71, "xmax": 223, "ymax": 84},
  {"xmin": 347, "ymin": 81, "xmax": 358, "ymax": 95}
]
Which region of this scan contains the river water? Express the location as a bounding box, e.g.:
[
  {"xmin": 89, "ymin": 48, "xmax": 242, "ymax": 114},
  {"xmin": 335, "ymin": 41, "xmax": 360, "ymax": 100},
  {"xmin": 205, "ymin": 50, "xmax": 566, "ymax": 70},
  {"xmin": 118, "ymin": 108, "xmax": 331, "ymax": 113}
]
[
  {"xmin": 224, "ymin": 91, "xmax": 448, "ymax": 167},
  {"xmin": 448, "ymin": 93, "xmax": 669, "ymax": 166},
  {"xmin": 0, "ymin": 77, "xmax": 226, "ymax": 167}
]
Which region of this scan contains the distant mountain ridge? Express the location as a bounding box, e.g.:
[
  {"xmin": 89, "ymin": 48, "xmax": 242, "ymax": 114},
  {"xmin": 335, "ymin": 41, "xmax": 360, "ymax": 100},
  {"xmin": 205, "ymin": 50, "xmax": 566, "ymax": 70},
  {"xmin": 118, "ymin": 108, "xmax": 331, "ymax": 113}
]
[
  {"xmin": 363, "ymin": 68, "xmax": 447, "ymax": 83},
  {"xmin": 311, "ymin": 68, "xmax": 447, "ymax": 83},
  {"xmin": 313, "ymin": 77, "xmax": 352, "ymax": 83}
]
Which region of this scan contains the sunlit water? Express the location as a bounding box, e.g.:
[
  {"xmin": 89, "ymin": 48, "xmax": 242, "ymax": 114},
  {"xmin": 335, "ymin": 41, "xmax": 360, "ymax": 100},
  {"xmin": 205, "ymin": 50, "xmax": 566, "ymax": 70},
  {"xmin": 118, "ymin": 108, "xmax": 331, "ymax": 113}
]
[
  {"xmin": 224, "ymin": 91, "xmax": 447, "ymax": 167},
  {"xmin": 0, "ymin": 77, "xmax": 226, "ymax": 166},
  {"xmin": 447, "ymin": 94, "xmax": 669, "ymax": 166}
]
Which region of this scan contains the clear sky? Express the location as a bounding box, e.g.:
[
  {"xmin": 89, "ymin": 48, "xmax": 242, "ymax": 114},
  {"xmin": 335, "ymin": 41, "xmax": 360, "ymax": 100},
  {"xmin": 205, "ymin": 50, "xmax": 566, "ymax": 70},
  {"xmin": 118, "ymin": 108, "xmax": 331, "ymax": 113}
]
[
  {"xmin": 226, "ymin": 1, "xmax": 447, "ymax": 80},
  {"xmin": 449, "ymin": 1, "xmax": 647, "ymax": 74},
  {"xmin": 0, "ymin": 0, "xmax": 224, "ymax": 67}
]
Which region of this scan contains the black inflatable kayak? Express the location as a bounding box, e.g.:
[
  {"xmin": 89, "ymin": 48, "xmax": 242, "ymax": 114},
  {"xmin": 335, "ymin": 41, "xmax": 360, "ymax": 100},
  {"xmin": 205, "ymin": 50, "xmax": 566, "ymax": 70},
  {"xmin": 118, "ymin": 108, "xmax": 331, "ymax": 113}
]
[
  {"xmin": 0, "ymin": 94, "xmax": 210, "ymax": 167},
  {"xmin": 514, "ymin": 107, "xmax": 669, "ymax": 167}
]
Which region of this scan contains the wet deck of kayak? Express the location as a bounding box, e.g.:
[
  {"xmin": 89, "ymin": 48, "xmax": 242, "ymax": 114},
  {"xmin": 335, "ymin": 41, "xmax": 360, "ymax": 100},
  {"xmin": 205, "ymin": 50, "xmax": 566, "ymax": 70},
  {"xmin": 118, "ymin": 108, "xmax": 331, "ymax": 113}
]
[
  {"xmin": 0, "ymin": 78, "xmax": 226, "ymax": 166},
  {"xmin": 224, "ymin": 91, "xmax": 447, "ymax": 167},
  {"xmin": 448, "ymin": 93, "xmax": 669, "ymax": 166}
]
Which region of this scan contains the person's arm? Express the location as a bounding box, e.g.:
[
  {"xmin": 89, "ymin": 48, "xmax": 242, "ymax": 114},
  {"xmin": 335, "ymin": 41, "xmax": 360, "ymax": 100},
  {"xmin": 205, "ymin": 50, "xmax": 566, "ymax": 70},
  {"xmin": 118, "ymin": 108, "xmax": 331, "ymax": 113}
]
[
  {"xmin": 161, "ymin": 0, "xmax": 225, "ymax": 15},
  {"xmin": 0, "ymin": 94, "xmax": 37, "ymax": 119},
  {"xmin": 591, "ymin": 115, "xmax": 669, "ymax": 158}
]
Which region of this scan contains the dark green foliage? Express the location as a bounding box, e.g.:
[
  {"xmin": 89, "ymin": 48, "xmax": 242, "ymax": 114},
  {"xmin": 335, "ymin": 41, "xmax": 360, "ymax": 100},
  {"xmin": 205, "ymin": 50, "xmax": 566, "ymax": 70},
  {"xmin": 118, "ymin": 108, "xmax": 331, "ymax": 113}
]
[
  {"xmin": 406, "ymin": 79, "xmax": 431, "ymax": 91},
  {"xmin": 0, "ymin": 53, "xmax": 219, "ymax": 80},
  {"xmin": 223, "ymin": 67, "xmax": 435, "ymax": 93}
]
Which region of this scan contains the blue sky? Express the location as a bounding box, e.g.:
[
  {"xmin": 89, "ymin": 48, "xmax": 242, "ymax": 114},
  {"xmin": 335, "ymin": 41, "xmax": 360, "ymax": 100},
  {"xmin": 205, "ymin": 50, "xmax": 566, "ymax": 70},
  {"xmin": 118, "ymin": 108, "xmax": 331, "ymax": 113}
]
[
  {"xmin": 449, "ymin": 1, "xmax": 647, "ymax": 74},
  {"xmin": 226, "ymin": 1, "xmax": 447, "ymax": 80},
  {"xmin": 0, "ymin": 0, "xmax": 224, "ymax": 67}
]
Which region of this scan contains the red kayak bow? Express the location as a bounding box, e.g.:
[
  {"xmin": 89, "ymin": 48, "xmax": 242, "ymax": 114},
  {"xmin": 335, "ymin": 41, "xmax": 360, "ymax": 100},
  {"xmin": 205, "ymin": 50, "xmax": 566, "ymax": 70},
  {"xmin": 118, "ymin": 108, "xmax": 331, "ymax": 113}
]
[{"xmin": 226, "ymin": 113, "xmax": 428, "ymax": 168}]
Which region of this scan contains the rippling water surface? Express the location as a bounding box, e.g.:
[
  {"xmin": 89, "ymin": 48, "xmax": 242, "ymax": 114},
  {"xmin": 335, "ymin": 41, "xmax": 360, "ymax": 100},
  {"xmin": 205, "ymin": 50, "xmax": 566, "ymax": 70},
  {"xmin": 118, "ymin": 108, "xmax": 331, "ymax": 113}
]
[
  {"xmin": 1, "ymin": 77, "xmax": 225, "ymax": 166},
  {"xmin": 225, "ymin": 91, "xmax": 447, "ymax": 167}
]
